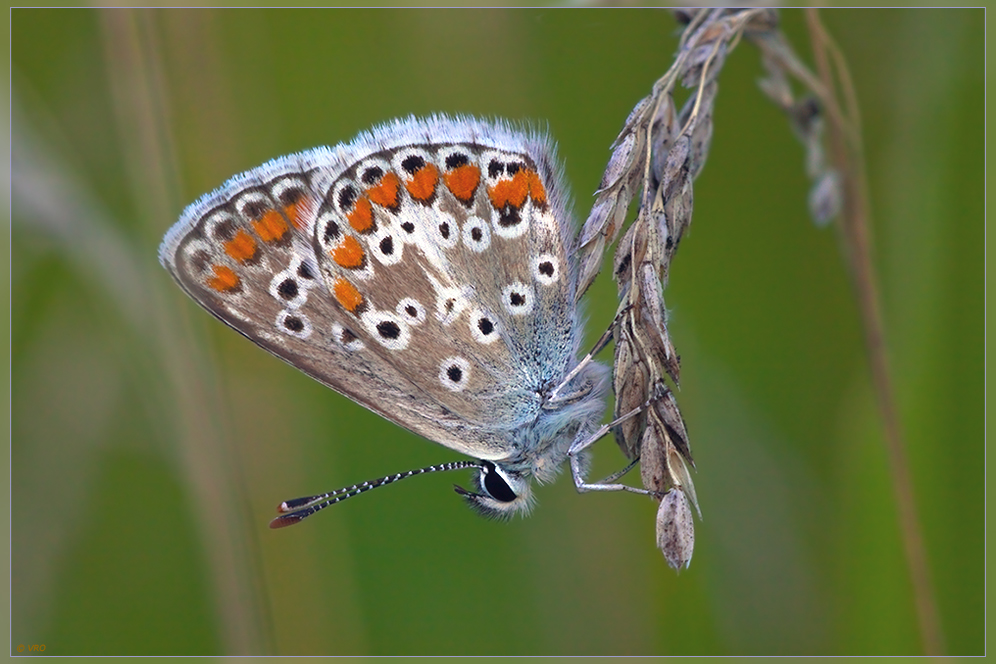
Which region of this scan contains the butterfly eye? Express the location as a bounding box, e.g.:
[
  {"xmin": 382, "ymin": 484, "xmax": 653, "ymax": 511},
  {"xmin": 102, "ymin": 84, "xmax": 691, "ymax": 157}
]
[
  {"xmin": 454, "ymin": 461, "xmax": 533, "ymax": 520},
  {"xmin": 481, "ymin": 464, "xmax": 517, "ymax": 503}
]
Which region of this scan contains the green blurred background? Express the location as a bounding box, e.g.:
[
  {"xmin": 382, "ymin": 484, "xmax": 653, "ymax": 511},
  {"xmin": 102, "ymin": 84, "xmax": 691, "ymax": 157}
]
[{"xmin": 10, "ymin": 8, "xmax": 984, "ymax": 656}]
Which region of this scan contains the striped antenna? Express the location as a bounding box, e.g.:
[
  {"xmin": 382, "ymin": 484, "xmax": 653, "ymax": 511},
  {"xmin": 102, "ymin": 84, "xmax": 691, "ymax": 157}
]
[{"xmin": 269, "ymin": 460, "xmax": 484, "ymax": 528}]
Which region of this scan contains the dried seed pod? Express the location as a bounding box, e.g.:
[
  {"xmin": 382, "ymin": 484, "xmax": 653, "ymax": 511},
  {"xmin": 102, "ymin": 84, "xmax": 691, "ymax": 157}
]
[
  {"xmin": 599, "ymin": 131, "xmax": 639, "ymax": 192},
  {"xmin": 638, "ymin": 263, "xmax": 668, "ymax": 336},
  {"xmin": 687, "ymin": 130, "xmax": 714, "ymax": 183},
  {"xmin": 580, "ymin": 193, "xmax": 619, "ymax": 247},
  {"xmin": 683, "ymin": 39, "xmax": 729, "ymax": 88},
  {"xmin": 677, "ymin": 80, "xmax": 716, "ymax": 127},
  {"xmin": 666, "ymin": 443, "xmax": 700, "ymax": 518},
  {"xmin": 788, "ymin": 95, "xmax": 823, "ymax": 141},
  {"xmin": 612, "ymin": 221, "xmax": 639, "ymax": 298},
  {"xmin": 646, "ymin": 185, "xmax": 672, "ymax": 285},
  {"xmin": 578, "ymin": 184, "xmax": 637, "ymax": 295},
  {"xmin": 743, "ymin": 7, "xmax": 779, "ymax": 33},
  {"xmin": 576, "ymin": 233, "xmax": 606, "ymax": 299},
  {"xmin": 614, "ymin": 208, "xmax": 653, "ymax": 295},
  {"xmin": 809, "ymin": 169, "xmax": 842, "ymax": 226},
  {"xmin": 619, "ymin": 94, "xmax": 653, "ymax": 140},
  {"xmin": 634, "ymin": 263, "xmax": 681, "ymax": 385},
  {"xmin": 630, "ymin": 322, "xmax": 669, "ymax": 391},
  {"xmin": 651, "ymin": 385, "xmax": 694, "ymax": 467},
  {"xmin": 639, "ymin": 412, "xmax": 670, "ymax": 494},
  {"xmin": 696, "ymin": 78, "xmax": 720, "ymax": 114},
  {"xmin": 650, "ymin": 97, "xmax": 679, "ymax": 185},
  {"xmin": 664, "ymin": 176, "xmax": 693, "ymax": 254},
  {"xmin": 653, "ymin": 95, "xmax": 678, "ymax": 143},
  {"xmin": 584, "ymin": 190, "xmax": 627, "ymax": 245},
  {"xmin": 613, "ymin": 327, "xmax": 650, "ymax": 460},
  {"xmin": 657, "ymin": 489, "xmax": 695, "ymax": 571},
  {"xmin": 757, "ymin": 58, "xmax": 794, "ymax": 109},
  {"xmin": 672, "ymin": 7, "xmax": 704, "ymax": 26},
  {"xmin": 687, "ymin": 113, "xmax": 713, "ymax": 180},
  {"xmin": 789, "ymin": 98, "xmax": 826, "ymax": 179},
  {"xmin": 658, "ymin": 135, "xmax": 691, "ymax": 201},
  {"xmin": 640, "ymin": 383, "xmax": 696, "ymax": 515}
]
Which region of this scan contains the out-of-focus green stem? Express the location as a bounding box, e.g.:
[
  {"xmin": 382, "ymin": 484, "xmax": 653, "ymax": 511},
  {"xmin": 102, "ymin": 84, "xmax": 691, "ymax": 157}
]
[{"xmin": 805, "ymin": 9, "xmax": 946, "ymax": 658}]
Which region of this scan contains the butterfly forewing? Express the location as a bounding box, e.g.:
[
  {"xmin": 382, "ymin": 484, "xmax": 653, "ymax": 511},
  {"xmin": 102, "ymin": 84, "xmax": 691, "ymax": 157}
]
[{"xmin": 310, "ymin": 139, "xmax": 578, "ymax": 429}]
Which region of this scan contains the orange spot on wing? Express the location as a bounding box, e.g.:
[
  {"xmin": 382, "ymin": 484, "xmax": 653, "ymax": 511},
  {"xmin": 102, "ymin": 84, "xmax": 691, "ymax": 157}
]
[
  {"xmin": 332, "ymin": 235, "xmax": 365, "ymax": 269},
  {"xmin": 527, "ymin": 170, "xmax": 547, "ymax": 205},
  {"xmin": 207, "ymin": 264, "xmax": 240, "ymax": 292},
  {"xmin": 253, "ymin": 209, "xmax": 289, "ymax": 242},
  {"xmin": 223, "ymin": 229, "xmax": 258, "ymax": 262},
  {"xmin": 367, "ymin": 172, "xmax": 400, "ymax": 209},
  {"xmin": 332, "ymin": 278, "xmax": 364, "ymax": 314},
  {"xmin": 406, "ymin": 164, "xmax": 438, "ymax": 201},
  {"xmin": 444, "ymin": 164, "xmax": 480, "ymax": 202},
  {"xmin": 283, "ymin": 197, "xmax": 314, "ymax": 230},
  {"xmin": 488, "ymin": 170, "xmax": 530, "ymax": 209},
  {"xmin": 347, "ymin": 197, "xmax": 375, "ymax": 233}
]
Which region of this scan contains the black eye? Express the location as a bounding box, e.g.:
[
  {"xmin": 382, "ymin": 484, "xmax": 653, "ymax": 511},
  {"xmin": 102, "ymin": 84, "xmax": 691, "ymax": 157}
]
[
  {"xmin": 445, "ymin": 153, "xmax": 469, "ymax": 169},
  {"xmin": 401, "ymin": 155, "xmax": 425, "ymax": 173},
  {"xmin": 337, "ymin": 185, "xmax": 358, "ymax": 211},
  {"xmin": 482, "ymin": 463, "xmax": 517, "ymax": 503},
  {"xmin": 376, "ymin": 320, "xmax": 401, "ymax": 339},
  {"xmin": 361, "ymin": 166, "xmax": 384, "ymax": 184},
  {"xmin": 324, "ymin": 219, "xmax": 341, "ymax": 243},
  {"xmin": 277, "ymin": 278, "xmax": 299, "ymax": 299}
]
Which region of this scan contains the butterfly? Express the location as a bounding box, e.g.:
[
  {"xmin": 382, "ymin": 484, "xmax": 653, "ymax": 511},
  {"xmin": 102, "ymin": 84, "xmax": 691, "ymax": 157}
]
[{"xmin": 159, "ymin": 115, "xmax": 615, "ymax": 526}]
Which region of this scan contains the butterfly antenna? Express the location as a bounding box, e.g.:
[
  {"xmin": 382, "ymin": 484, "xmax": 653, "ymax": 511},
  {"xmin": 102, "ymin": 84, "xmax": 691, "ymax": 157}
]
[{"xmin": 269, "ymin": 460, "xmax": 485, "ymax": 528}]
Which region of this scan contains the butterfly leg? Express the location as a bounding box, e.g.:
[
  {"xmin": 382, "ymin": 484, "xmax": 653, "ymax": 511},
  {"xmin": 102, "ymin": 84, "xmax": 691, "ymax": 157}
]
[
  {"xmin": 568, "ymin": 399, "xmax": 657, "ymax": 496},
  {"xmin": 569, "ymin": 451, "xmax": 655, "ymax": 496}
]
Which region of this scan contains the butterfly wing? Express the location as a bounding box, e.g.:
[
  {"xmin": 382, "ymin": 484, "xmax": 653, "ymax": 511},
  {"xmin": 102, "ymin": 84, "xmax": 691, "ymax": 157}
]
[
  {"xmin": 160, "ymin": 116, "xmax": 588, "ymax": 462},
  {"xmin": 161, "ymin": 149, "xmax": 496, "ymax": 457}
]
